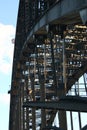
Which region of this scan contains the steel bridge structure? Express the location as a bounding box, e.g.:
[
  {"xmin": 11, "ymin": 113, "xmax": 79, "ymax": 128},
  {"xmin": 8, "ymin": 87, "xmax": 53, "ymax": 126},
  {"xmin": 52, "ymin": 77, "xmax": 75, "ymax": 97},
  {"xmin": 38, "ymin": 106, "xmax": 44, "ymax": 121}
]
[{"xmin": 9, "ymin": 0, "xmax": 87, "ymax": 130}]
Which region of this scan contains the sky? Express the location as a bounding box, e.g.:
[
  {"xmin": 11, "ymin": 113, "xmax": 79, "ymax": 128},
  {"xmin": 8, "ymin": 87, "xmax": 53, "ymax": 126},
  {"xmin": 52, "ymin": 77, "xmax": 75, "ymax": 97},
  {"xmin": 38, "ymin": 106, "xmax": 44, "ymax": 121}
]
[{"xmin": 0, "ymin": 1, "xmax": 19, "ymax": 130}]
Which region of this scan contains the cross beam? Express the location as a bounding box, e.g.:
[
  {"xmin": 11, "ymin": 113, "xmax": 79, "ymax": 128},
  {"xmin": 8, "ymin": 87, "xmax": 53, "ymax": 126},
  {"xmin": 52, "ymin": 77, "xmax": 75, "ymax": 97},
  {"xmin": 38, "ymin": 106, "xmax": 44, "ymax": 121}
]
[{"xmin": 23, "ymin": 96, "xmax": 87, "ymax": 112}]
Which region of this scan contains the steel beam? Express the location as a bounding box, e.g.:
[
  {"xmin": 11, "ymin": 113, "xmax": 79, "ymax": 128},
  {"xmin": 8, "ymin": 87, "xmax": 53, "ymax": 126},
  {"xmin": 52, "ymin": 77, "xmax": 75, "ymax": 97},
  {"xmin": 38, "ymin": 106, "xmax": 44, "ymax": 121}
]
[
  {"xmin": 25, "ymin": 0, "xmax": 87, "ymax": 45},
  {"xmin": 23, "ymin": 96, "xmax": 87, "ymax": 112},
  {"xmin": 81, "ymin": 125, "xmax": 87, "ymax": 130}
]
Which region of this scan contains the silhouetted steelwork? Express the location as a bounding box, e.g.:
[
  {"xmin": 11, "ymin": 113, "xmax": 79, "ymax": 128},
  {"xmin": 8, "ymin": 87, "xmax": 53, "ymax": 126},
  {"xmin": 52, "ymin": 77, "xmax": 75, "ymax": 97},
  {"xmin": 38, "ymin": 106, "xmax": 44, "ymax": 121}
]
[
  {"xmin": 81, "ymin": 125, "xmax": 87, "ymax": 130},
  {"xmin": 42, "ymin": 126, "xmax": 64, "ymax": 130},
  {"xmin": 9, "ymin": 0, "xmax": 87, "ymax": 130}
]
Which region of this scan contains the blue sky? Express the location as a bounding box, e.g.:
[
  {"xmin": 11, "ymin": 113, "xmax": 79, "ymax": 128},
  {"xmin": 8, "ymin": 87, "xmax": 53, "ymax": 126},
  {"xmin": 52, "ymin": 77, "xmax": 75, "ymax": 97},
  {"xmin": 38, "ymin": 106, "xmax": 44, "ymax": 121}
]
[
  {"xmin": 0, "ymin": 1, "xmax": 19, "ymax": 130},
  {"xmin": 0, "ymin": 0, "xmax": 19, "ymax": 26}
]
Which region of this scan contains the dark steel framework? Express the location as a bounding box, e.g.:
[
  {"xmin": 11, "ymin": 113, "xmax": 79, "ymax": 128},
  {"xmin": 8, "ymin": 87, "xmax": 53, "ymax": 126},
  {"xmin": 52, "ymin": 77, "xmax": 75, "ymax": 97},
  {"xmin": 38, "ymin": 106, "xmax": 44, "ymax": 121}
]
[{"xmin": 9, "ymin": 0, "xmax": 87, "ymax": 130}]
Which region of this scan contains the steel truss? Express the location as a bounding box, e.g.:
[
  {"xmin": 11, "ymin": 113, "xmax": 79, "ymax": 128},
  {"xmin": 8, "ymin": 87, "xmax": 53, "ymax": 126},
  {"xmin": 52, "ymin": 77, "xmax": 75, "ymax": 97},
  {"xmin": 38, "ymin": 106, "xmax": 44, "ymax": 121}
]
[{"xmin": 9, "ymin": 1, "xmax": 87, "ymax": 130}]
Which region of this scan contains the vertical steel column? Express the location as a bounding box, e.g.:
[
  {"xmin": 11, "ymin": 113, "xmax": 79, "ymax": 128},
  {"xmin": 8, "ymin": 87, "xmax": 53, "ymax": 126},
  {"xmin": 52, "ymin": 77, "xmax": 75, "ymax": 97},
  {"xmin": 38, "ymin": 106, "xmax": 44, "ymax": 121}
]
[
  {"xmin": 58, "ymin": 111, "xmax": 67, "ymax": 130},
  {"xmin": 62, "ymin": 39, "xmax": 67, "ymax": 93},
  {"xmin": 78, "ymin": 112, "xmax": 81, "ymax": 130},
  {"xmin": 26, "ymin": 77, "xmax": 29, "ymax": 130},
  {"xmin": 40, "ymin": 45, "xmax": 46, "ymax": 129},
  {"xmin": 20, "ymin": 81, "xmax": 24, "ymax": 130},
  {"xmin": 30, "ymin": 75, "xmax": 36, "ymax": 130},
  {"xmin": 83, "ymin": 74, "xmax": 87, "ymax": 95},
  {"xmin": 40, "ymin": 75, "xmax": 46, "ymax": 129},
  {"xmin": 58, "ymin": 26, "xmax": 67, "ymax": 130},
  {"xmin": 18, "ymin": 63, "xmax": 24, "ymax": 130},
  {"xmin": 70, "ymin": 112, "xmax": 74, "ymax": 130},
  {"xmin": 17, "ymin": 85, "xmax": 21, "ymax": 130},
  {"xmin": 49, "ymin": 31, "xmax": 57, "ymax": 94}
]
